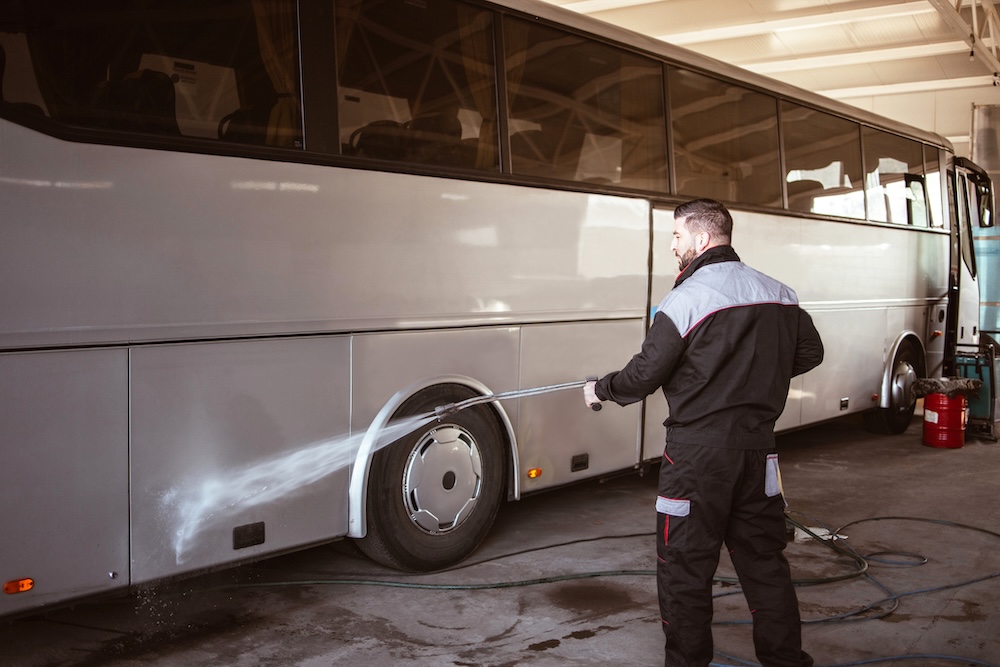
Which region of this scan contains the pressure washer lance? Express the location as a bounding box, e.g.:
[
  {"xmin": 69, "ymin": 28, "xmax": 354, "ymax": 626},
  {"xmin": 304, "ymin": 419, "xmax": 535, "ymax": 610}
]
[{"xmin": 433, "ymin": 378, "xmax": 602, "ymax": 419}]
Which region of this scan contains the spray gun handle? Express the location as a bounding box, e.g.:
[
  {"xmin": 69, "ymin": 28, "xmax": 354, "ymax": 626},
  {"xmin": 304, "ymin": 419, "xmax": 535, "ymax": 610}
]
[{"xmin": 586, "ymin": 376, "xmax": 602, "ymax": 411}]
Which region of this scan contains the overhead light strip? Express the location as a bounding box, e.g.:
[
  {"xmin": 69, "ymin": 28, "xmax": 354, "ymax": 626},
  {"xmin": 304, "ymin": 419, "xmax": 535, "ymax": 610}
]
[
  {"xmin": 655, "ymin": 0, "xmax": 935, "ymax": 44},
  {"xmin": 557, "ymin": 0, "xmax": 663, "ymax": 12}
]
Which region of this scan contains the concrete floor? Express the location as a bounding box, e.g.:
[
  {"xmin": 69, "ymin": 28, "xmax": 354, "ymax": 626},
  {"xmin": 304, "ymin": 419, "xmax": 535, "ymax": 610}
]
[{"xmin": 3, "ymin": 412, "xmax": 999, "ymax": 667}]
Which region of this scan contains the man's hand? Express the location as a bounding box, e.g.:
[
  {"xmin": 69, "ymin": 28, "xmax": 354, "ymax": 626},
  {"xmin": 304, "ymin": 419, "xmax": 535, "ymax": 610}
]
[{"xmin": 583, "ymin": 380, "xmax": 601, "ymax": 409}]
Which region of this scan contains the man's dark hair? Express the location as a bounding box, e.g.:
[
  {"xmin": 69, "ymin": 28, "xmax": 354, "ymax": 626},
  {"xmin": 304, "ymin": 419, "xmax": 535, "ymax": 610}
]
[{"xmin": 674, "ymin": 199, "xmax": 733, "ymax": 243}]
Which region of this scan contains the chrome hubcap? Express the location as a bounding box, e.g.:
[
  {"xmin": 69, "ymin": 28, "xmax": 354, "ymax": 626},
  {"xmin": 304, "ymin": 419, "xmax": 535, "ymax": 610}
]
[
  {"xmin": 891, "ymin": 359, "xmax": 917, "ymax": 410},
  {"xmin": 402, "ymin": 424, "xmax": 483, "ymax": 534}
]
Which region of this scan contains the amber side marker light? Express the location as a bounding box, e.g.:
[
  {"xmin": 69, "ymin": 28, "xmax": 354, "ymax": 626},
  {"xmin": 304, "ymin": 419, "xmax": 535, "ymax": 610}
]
[
  {"xmin": 527, "ymin": 468, "xmax": 543, "ymax": 479},
  {"xmin": 4, "ymin": 578, "xmax": 34, "ymax": 594}
]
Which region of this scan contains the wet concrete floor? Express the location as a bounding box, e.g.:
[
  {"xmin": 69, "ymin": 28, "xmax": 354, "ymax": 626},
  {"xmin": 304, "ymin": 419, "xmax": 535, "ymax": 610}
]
[{"xmin": 3, "ymin": 413, "xmax": 999, "ymax": 666}]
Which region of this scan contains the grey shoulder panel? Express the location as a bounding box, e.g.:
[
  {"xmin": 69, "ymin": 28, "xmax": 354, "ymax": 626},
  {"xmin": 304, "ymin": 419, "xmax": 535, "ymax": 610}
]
[{"xmin": 657, "ymin": 262, "xmax": 798, "ymax": 337}]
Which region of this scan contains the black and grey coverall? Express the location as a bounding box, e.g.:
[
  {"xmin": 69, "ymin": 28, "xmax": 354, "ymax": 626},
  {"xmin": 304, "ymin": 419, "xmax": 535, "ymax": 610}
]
[{"xmin": 594, "ymin": 245, "xmax": 824, "ymax": 667}]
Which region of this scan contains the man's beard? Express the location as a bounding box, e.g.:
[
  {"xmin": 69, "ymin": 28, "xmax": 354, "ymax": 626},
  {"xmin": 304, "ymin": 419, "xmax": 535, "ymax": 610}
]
[{"xmin": 676, "ymin": 247, "xmax": 696, "ymax": 272}]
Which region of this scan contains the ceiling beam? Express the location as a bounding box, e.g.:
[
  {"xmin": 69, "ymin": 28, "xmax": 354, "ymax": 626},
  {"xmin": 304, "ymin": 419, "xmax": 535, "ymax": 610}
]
[
  {"xmin": 745, "ymin": 40, "xmax": 972, "ymax": 73},
  {"xmin": 926, "ymin": 0, "xmax": 1000, "ymax": 75},
  {"xmin": 818, "ymin": 74, "xmax": 995, "ymax": 98}
]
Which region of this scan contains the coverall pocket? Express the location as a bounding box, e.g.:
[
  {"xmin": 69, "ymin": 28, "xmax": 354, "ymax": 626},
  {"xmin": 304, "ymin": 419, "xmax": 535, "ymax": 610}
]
[
  {"xmin": 764, "ymin": 453, "xmax": 783, "ymax": 498},
  {"xmin": 656, "ymin": 496, "xmax": 690, "ymax": 517},
  {"xmin": 656, "ymin": 496, "xmax": 690, "ymax": 552}
]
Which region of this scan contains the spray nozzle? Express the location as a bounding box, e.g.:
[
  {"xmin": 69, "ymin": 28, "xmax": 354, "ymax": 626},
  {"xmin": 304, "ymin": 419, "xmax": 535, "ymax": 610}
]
[{"xmin": 434, "ymin": 403, "xmax": 459, "ymax": 419}]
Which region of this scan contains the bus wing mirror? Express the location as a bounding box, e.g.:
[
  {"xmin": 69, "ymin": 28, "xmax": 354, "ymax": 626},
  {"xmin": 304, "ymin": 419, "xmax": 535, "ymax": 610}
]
[{"xmin": 978, "ymin": 182, "xmax": 993, "ymax": 227}]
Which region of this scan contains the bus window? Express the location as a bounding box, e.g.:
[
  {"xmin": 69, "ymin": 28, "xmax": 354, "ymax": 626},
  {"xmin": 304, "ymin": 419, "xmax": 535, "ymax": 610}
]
[
  {"xmin": 957, "ymin": 174, "xmax": 978, "ymax": 278},
  {"xmin": 0, "ymin": 33, "xmax": 48, "ymax": 115},
  {"xmin": 781, "ymin": 102, "xmax": 864, "ymax": 219},
  {"xmin": 503, "ymin": 17, "xmax": 667, "ymax": 190},
  {"xmin": 669, "ymin": 67, "xmax": 780, "ymax": 207},
  {"xmin": 863, "ymin": 128, "xmax": 927, "ymax": 226},
  {"xmin": 925, "ymin": 145, "xmax": 946, "ymax": 228},
  {"xmin": 336, "ymin": 0, "xmax": 498, "ymax": 171},
  {"xmin": 1, "ymin": 0, "xmax": 301, "ymax": 147}
]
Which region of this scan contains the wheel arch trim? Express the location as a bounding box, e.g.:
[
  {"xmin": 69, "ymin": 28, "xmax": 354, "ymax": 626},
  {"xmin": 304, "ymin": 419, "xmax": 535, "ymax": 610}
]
[
  {"xmin": 347, "ymin": 375, "xmax": 519, "ymax": 539},
  {"xmin": 878, "ymin": 331, "xmax": 925, "ymax": 409}
]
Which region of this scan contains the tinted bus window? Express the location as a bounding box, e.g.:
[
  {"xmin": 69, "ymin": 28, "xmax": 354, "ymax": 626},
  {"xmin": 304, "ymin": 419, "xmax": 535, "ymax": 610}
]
[
  {"xmin": 0, "ymin": 0, "xmax": 301, "ymax": 147},
  {"xmin": 669, "ymin": 67, "xmax": 780, "ymax": 207},
  {"xmin": 781, "ymin": 102, "xmax": 864, "ymax": 219},
  {"xmin": 336, "ymin": 0, "xmax": 498, "ymax": 171},
  {"xmin": 863, "ymin": 128, "xmax": 927, "ymax": 226},
  {"xmin": 503, "ymin": 18, "xmax": 667, "ymax": 190}
]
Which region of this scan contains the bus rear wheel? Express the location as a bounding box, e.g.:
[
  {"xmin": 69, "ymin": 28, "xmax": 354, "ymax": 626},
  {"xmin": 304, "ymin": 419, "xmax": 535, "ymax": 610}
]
[
  {"xmin": 864, "ymin": 339, "xmax": 923, "ymax": 435},
  {"xmin": 357, "ymin": 384, "xmax": 507, "ymax": 571}
]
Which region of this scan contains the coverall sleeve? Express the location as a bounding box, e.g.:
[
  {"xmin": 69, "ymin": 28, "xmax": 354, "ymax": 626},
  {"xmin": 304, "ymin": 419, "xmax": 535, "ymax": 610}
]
[
  {"xmin": 792, "ymin": 307, "xmax": 824, "ymax": 377},
  {"xmin": 594, "ymin": 311, "xmax": 686, "ymax": 406}
]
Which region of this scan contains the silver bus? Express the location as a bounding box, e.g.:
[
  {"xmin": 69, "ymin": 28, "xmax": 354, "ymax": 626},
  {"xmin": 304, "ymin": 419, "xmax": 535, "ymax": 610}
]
[{"xmin": 0, "ymin": 0, "xmax": 991, "ymax": 616}]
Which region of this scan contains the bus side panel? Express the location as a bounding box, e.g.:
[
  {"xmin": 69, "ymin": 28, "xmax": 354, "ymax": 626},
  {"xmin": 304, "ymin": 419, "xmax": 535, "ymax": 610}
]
[
  {"xmin": 0, "ymin": 349, "xmax": 129, "ymax": 616},
  {"xmin": 350, "ymin": 328, "xmax": 522, "ymax": 433},
  {"xmin": 349, "ymin": 321, "xmax": 645, "ymax": 495},
  {"xmin": 0, "ymin": 124, "xmax": 648, "ymax": 350},
  {"xmin": 796, "ymin": 221, "xmax": 948, "ymax": 423},
  {"xmin": 129, "ymin": 337, "xmax": 351, "ymax": 584},
  {"xmin": 798, "ymin": 309, "xmax": 885, "ymax": 422},
  {"xmin": 518, "ymin": 321, "xmax": 644, "ymax": 492}
]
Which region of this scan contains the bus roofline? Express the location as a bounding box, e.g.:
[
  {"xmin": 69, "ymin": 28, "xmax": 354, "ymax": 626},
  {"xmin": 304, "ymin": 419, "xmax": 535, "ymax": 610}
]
[{"xmin": 347, "ymin": 374, "xmax": 519, "ymax": 539}]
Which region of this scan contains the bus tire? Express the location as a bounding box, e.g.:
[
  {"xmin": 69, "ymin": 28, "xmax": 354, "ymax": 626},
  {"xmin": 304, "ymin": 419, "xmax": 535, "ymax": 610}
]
[
  {"xmin": 357, "ymin": 384, "xmax": 507, "ymax": 571},
  {"xmin": 864, "ymin": 338, "xmax": 923, "ymax": 435}
]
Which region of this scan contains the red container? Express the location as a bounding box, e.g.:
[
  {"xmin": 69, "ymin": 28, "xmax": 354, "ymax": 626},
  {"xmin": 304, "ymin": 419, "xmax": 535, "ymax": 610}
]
[{"xmin": 922, "ymin": 392, "xmax": 967, "ymax": 449}]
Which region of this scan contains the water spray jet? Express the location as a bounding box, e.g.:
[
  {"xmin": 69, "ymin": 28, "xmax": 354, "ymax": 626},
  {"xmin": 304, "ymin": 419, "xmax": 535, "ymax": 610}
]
[{"xmin": 166, "ymin": 378, "xmax": 601, "ymax": 563}]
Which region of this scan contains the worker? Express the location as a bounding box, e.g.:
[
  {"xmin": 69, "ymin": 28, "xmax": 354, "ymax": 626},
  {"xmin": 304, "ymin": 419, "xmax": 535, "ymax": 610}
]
[{"xmin": 584, "ymin": 198, "xmax": 822, "ymax": 667}]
